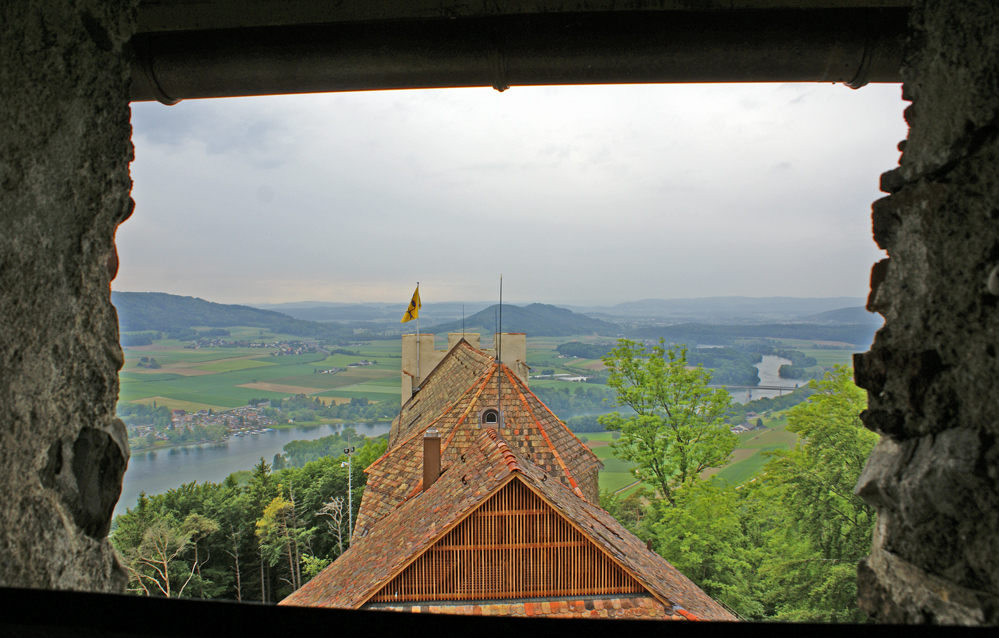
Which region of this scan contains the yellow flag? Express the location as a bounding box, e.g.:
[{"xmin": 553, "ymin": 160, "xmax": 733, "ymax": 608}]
[{"xmin": 401, "ymin": 285, "xmax": 421, "ymax": 323}]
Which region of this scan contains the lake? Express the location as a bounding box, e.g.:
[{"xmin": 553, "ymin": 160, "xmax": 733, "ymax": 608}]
[{"xmin": 115, "ymin": 421, "xmax": 392, "ymax": 517}]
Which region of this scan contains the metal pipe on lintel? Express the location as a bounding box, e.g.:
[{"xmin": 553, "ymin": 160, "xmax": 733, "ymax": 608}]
[{"xmin": 129, "ymin": 9, "xmax": 906, "ymax": 104}]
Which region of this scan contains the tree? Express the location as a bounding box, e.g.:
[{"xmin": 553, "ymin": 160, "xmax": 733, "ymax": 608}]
[
  {"xmin": 651, "ymin": 480, "xmax": 763, "ymax": 619},
  {"xmin": 181, "ymin": 513, "xmax": 220, "ymax": 598},
  {"xmin": 120, "ymin": 517, "xmax": 197, "ymax": 597},
  {"xmin": 255, "ymin": 492, "xmax": 312, "ymax": 593},
  {"xmin": 599, "ymin": 339, "xmax": 736, "ymax": 506},
  {"xmin": 272, "ymin": 453, "xmax": 287, "ymax": 470},
  {"xmin": 318, "ymin": 495, "xmax": 348, "ymax": 557},
  {"xmin": 752, "ymin": 366, "xmax": 878, "ymax": 622},
  {"xmin": 599, "ymin": 486, "xmax": 651, "ymax": 536}
]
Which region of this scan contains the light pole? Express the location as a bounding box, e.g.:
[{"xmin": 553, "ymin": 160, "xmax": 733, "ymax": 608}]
[{"xmin": 340, "ymin": 445, "xmax": 356, "ymax": 544}]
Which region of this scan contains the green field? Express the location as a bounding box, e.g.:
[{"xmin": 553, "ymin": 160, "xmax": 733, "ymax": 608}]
[
  {"xmin": 119, "ymin": 337, "xmax": 404, "ymax": 411},
  {"xmin": 797, "ymin": 348, "xmax": 857, "ymax": 367},
  {"xmin": 196, "ymin": 358, "xmax": 277, "ymax": 372},
  {"xmin": 578, "ymin": 432, "xmax": 650, "ymax": 494},
  {"xmin": 706, "ymin": 414, "xmax": 797, "ymax": 485}
]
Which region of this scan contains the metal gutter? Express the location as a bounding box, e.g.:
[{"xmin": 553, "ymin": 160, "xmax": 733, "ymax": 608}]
[{"xmin": 130, "ymin": 9, "xmax": 907, "ymax": 104}]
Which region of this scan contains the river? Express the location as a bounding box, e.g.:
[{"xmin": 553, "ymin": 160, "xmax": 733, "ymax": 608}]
[
  {"xmin": 115, "ymin": 422, "xmax": 392, "ymax": 518},
  {"xmin": 729, "ymin": 354, "xmax": 803, "ymax": 404}
]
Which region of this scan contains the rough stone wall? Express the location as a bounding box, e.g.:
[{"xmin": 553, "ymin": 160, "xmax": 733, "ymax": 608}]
[
  {"xmin": 0, "ymin": 1, "xmax": 136, "ymax": 590},
  {"xmin": 854, "ymin": 0, "xmax": 999, "ymax": 625}
]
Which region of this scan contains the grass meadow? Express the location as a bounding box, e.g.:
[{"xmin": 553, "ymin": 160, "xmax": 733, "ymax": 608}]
[{"xmin": 120, "ymin": 337, "xmax": 403, "ymax": 411}]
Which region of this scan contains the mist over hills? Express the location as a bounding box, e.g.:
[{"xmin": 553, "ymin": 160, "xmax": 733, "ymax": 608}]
[
  {"xmin": 113, "ymin": 292, "xmax": 880, "ymax": 346},
  {"xmin": 563, "ymin": 296, "xmax": 867, "ymax": 323},
  {"xmin": 801, "ymin": 306, "xmax": 882, "ymax": 325},
  {"xmin": 254, "ymin": 296, "xmax": 870, "ymax": 326},
  {"xmin": 254, "ymin": 301, "xmax": 494, "ymax": 324}
]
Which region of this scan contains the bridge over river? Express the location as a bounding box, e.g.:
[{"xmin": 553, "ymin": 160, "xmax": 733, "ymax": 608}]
[
  {"xmin": 710, "ymin": 384, "xmax": 802, "ymax": 393},
  {"xmin": 709, "ymin": 384, "xmax": 802, "ymax": 400}
]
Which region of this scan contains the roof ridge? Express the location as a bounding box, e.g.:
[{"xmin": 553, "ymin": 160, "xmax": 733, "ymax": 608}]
[
  {"xmin": 502, "ymin": 365, "xmax": 585, "ymax": 500},
  {"xmin": 675, "ymin": 607, "xmax": 701, "ymax": 621},
  {"xmin": 405, "ymin": 425, "xmax": 519, "ymax": 509},
  {"xmin": 455, "ymin": 337, "xmax": 491, "ymax": 358},
  {"xmin": 366, "ymin": 358, "xmax": 495, "ymax": 474},
  {"xmin": 484, "ymin": 428, "xmax": 520, "ymax": 472},
  {"xmin": 397, "ymin": 339, "xmax": 492, "ymax": 412},
  {"xmin": 501, "ymin": 365, "xmax": 601, "ymax": 466},
  {"xmin": 441, "ymin": 363, "xmax": 497, "ymax": 452}
]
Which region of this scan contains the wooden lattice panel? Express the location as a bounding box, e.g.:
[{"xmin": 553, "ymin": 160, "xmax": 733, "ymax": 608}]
[{"xmin": 370, "ymin": 480, "xmax": 645, "ymax": 602}]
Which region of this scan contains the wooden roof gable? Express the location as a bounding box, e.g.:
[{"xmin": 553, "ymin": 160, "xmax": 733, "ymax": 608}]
[{"xmin": 281, "ymin": 431, "xmax": 736, "ymax": 621}]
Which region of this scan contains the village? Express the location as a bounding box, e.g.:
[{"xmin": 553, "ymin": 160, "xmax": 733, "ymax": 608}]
[
  {"xmin": 125, "ymin": 405, "xmax": 278, "ymax": 446},
  {"xmin": 181, "ymin": 337, "xmax": 323, "ymax": 356}
]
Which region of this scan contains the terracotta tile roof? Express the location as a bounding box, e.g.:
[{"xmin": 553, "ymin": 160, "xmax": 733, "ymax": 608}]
[
  {"xmin": 354, "ymin": 341, "xmax": 601, "ymax": 535},
  {"xmin": 281, "ymin": 430, "xmax": 736, "ymax": 622}
]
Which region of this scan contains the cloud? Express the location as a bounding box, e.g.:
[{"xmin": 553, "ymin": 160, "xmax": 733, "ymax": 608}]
[{"xmin": 117, "ymin": 83, "xmax": 906, "ymax": 306}]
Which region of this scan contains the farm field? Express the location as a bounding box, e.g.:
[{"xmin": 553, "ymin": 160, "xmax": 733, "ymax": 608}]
[
  {"xmin": 707, "ymin": 414, "xmax": 798, "ymax": 485},
  {"xmin": 119, "ymin": 332, "xmax": 614, "ymax": 414},
  {"xmin": 120, "ymin": 337, "xmax": 402, "ymax": 412},
  {"xmin": 797, "ymin": 348, "xmax": 857, "ymax": 367},
  {"xmin": 578, "ymin": 431, "xmax": 650, "ymax": 495}
]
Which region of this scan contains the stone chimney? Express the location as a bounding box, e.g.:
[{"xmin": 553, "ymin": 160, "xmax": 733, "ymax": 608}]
[{"xmin": 423, "ymin": 427, "xmax": 441, "ymax": 491}]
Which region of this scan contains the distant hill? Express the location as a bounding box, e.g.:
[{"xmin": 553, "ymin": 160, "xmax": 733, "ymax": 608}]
[
  {"xmin": 430, "ymin": 303, "xmax": 621, "ymax": 337},
  {"xmin": 264, "ymin": 301, "xmax": 495, "ymax": 324},
  {"xmin": 629, "ymin": 322, "xmax": 879, "ymax": 347},
  {"xmin": 801, "ymin": 306, "xmax": 883, "ymax": 325},
  {"xmin": 563, "ymin": 296, "xmax": 866, "ymax": 323},
  {"xmin": 112, "ymin": 292, "xmax": 352, "ymax": 340}
]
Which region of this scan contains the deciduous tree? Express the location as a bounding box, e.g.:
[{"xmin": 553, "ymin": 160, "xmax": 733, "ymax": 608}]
[
  {"xmin": 599, "ymin": 339, "xmax": 736, "ymax": 506},
  {"xmin": 753, "ymin": 365, "xmax": 878, "ymax": 622}
]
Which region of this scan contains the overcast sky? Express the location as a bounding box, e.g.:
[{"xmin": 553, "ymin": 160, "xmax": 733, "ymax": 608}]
[{"xmin": 117, "ymin": 82, "xmax": 907, "ymax": 307}]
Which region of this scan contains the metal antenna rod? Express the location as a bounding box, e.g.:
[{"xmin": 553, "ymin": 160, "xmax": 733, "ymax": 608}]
[
  {"xmin": 497, "ymin": 275, "xmax": 503, "ymax": 428},
  {"xmin": 498, "ymin": 275, "xmax": 503, "ymax": 363},
  {"xmin": 415, "ymin": 281, "xmax": 420, "ymax": 387}
]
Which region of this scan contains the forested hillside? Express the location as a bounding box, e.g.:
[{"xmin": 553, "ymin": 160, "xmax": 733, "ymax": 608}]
[
  {"xmin": 113, "ymin": 292, "xmax": 353, "ymax": 341},
  {"xmin": 431, "ymin": 303, "xmax": 620, "ymax": 337}
]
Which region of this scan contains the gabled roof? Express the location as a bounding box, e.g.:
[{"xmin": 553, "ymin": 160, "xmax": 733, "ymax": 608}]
[
  {"xmin": 354, "ymin": 340, "xmax": 601, "ymax": 535},
  {"xmin": 281, "ymin": 430, "xmax": 736, "ymax": 622}
]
